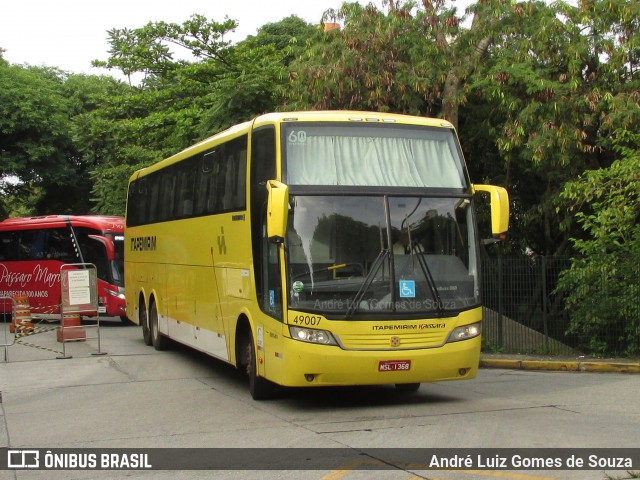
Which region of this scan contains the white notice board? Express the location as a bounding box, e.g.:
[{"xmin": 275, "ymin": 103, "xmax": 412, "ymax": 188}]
[{"xmin": 61, "ymin": 264, "xmax": 98, "ymax": 314}]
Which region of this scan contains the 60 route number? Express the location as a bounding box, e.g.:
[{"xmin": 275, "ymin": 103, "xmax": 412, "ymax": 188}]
[{"xmin": 288, "ymin": 130, "xmax": 307, "ymax": 143}]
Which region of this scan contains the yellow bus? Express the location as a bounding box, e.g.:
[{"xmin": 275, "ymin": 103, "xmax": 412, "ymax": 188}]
[{"xmin": 125, "ymin": 111, "xmax": 508, "ymax": 399}]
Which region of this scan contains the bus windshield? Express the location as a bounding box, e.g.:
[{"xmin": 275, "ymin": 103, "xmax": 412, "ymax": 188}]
[
  {"xmin": 284, "ymin": 123, "xmax": 467, "ymax": 188},
  {"xmin": 285, "ymin": 195, "xmax": 479, "ymax": 318},
  {"xmin": 110, "ymin": 234, "xmax": 125, "ymax": 287}
]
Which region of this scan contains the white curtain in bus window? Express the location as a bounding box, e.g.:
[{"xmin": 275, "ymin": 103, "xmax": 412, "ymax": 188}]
[{"xmin": 286, "ymin": 129, "xmax": 465, "ymax": 188}]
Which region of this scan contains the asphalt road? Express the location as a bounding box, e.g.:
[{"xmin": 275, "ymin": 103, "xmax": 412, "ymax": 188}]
[{"xmin": 1, "ymin": 318, "xmax": 638, "ymax": 480}]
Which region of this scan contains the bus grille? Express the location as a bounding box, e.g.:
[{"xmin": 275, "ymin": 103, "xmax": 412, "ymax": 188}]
[{"xmin": 337, "ymin": 331, "xmax": 448, "ymax": 350}]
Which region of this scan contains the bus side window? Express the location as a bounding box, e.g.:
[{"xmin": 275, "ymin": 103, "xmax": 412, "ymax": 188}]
[
  {"xmin": 263, "ymin": 227, "xmax": 282, "ymax": 318},
  {"xmin": 222, "ymin": 146, "xmax": 247, "ymax": 211},
  {"xmin": 211, "ymin": 150, "xmax": 225, "ymax": 212},
  {"xmin": 147, "ymin": 173, "xmax": 161, "ymax": 224},
  {"xmin": 159, "ymin": 171, "xmax": 177, "ymax": 221},
  {"xmin": 13, "ymin": 230, "xmax": 45, "ymax": 260},
  {"xmin": 16, "ymin": 231, "xmax": 32, "ymax": 259},
  {"xmin": 29, "ymin": 231, "xmax": 47, "ymax": 259},
  {"xmin": 126, "ymin": 182, "xmax": 139, "ymax": 226},
  {"xmin": 46, "ymin": 229, "xmax": 75, "ymax": 262},
  {"xmin": 137, "ymin": 179, "xmax": 148, "ymax": 225},
  {"xmin": 175, "ymin": 159, "xmax": 197, "ymax": 218},
  {"xmin": 249, "ymin": 126, "xmax": 279, "ymax": 319},
  {"xmin": 210, "ymin": 135, "xmax": 247, "ymax": 213},
  {"xmin": 197, "ymin": 150, "xmax": 216, "ymax": 215},
  {"xmin": 0, "ymin": 232, "xmax": 13, "ymax": 260}
]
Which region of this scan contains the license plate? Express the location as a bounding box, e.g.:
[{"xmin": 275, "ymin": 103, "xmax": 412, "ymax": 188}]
[{"xmin": 378, "ymin": 360, "xmax": 411, "ymax": 372}]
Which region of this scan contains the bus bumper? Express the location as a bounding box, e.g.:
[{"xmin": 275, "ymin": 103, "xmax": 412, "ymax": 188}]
[{"xmin": 265, "ymin": 336, "xmax": 481, "ymax": 388}]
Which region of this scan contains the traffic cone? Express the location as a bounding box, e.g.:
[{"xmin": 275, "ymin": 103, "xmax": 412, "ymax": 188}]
[
  {"xmin": 57, "ymin": 313, "xmax": 86, "ymax": 342},
  {"xmin": 12, "ymin": 295, "xmax": 34, "ymax": 334}
]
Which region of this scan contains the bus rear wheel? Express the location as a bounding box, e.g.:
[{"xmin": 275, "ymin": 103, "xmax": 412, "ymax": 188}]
[
  {"xmin": 150, "ymin": 301, "xmax": 169, "ymax": 351},
  {"xmin": 141, "ymin": 302, "xmax": 152, "ymax": 346},
  {"xmin": 244, "ymin": 332, "xmax": 274, "ymax": 400}
]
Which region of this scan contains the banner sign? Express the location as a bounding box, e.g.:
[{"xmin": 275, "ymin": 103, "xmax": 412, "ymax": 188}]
[{"xmin": 2, "ymin": 448, "xmax": 638, "ymax": 471}]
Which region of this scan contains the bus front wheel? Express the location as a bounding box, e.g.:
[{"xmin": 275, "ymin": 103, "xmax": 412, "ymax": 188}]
[{"xmin": 244, "ymin": 332, "xmax": 274, "ymax": 400}]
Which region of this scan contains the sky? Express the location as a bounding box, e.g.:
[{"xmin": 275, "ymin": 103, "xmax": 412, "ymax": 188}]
[{"xmin": 0, "ymin": 0, "xmax": 384, "ymax": 76}]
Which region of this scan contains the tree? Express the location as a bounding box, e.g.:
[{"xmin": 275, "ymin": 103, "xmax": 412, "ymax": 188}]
[
  {"xmin": 85, "ymin": 14, "xmax": 311, "ymax": 215},
  {"xmin": 286, "ymin": 3, "xmax": 437, "ymax": 115},
  {"xmin": 244, "ymin": 15, "xmax": 317, "ymax": 66},
  {"xmin": 285, "ymin": 0, "xmax": 502, "ymax": 125},
  {"xmin": 92, "ymin": 14, "xmax": 238, "ymax": 83},
  {"xmin": 286, "ymin": 0, "xmax": 639, "ymax": 256},
  {"xmin": 466, "ymin": 0, "xmax": 640, "ymax": 254},
  {"xmin": 0, "ymin": 65, "xmax": 92, "ymax": 216},
  {"xmin": 557, "ymin": 130, "xmax": 640, "ymax": 356}
]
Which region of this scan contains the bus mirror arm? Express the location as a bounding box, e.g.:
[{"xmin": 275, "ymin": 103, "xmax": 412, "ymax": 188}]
[
  {"xmin": 472, "ymin": 184, "xmax": 509, "ymax": 240},
  {"xmin": 266, "ymin": 180, "xmax": 289, "ymax": 244},
  {"xmin": 88, "ymin": 234, "xmax": 115, "ymax": 260}
]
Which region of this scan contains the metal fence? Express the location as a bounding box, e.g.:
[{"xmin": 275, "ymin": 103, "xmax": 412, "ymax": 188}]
[{"xmin": 481, "ymin": 256, "xmax": 640, "ymax": 358}]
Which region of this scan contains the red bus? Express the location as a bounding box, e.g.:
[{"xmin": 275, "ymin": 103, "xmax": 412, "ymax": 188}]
[{"xmin": 0, "ymin": 215, "xmax": 127, "ymax": 322}]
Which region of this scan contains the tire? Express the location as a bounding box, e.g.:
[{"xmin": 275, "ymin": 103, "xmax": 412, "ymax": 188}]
[
  {"xmin": 141, "ymin": 302, "xmax": 152, "ymax": 346},
  {"xmin": 244, "ymin": 331, "xmax": 274, "ymax": 400},
  {"xmin": 395, "ymin": 383, "xmax": 420, "ymax": 393},
  {"xmin": 150, "ymin": 301, "xmax": 169, "ymax": 351},
  {"xmin": 119, "ymin": 315, "xmax": 135, "ymax": 326}
]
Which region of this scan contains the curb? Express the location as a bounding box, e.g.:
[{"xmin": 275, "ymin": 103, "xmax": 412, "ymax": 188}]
[{"xmin": 479, "ymin": 358, "xmax": 640, "ymax": 373}]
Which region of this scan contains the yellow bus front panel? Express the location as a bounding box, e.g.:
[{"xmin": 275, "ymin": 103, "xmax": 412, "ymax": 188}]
[
  {"xmin": 259, "ymin": 308, "xmax": 482, "ymax": 388},
  {"xmin": 269, "ymin": 335, "xmax": 480, "ymax": 388}
]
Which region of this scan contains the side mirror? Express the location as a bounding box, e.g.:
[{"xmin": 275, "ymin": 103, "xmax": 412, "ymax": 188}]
[
  {"xmin": 88, "ymin": 234, "xmax": 115, "ymax": 260},
  {"xmin": 266, "ymin": 180, "xmax": 289, "ymax": 243},
  {"xmin": 473, "ymin": 184, "xmax": 509, "ymax": 240}
]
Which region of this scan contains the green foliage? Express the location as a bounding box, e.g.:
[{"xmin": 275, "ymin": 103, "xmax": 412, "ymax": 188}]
[
  {"xmin": 286, "ymin": 2, "xmax": 446, "ymax": 114},
  {"xmin": 0, "ymin": 65, "xmax": 72, "ymax": 183},
  {"xmin": 92, "ymin": 14, "xmax": 238, "ymax": 80},
  {"xmin": 82, "ymin": 14, "xmax": 309, "ymax": 214},
  {"xmin": 244, "ymin": 15, "xmax": 317, "ymax": 66},
  {"xmin": 198, "ymin": 41, "xmax": 290, "ymax": 135},
  {"xmin": 285, "ymin": 0, "xmax": 514, "ymax": 125},
  {"xmin": 90, "ymin": 163, "xmax": 143, "ymax": 216},
  {"xmin": 557, "ymin": 130, "xmax": 640, "ymax": 356},
  {"xmin": 464, "ymin": 0, "xmax": 640, "ymax": 254},
  {"xmin": 0, "ymin": 65, "xmax": 99, "ymax": 215}
]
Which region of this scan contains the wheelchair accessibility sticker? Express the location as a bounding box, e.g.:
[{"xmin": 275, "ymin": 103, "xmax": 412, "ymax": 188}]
[
  {"xmin": 399, "ymin": 280, "xmax": 416, "ymax": 298},
  {"xmin": 269, "ymin": 290, "xmax": 275, "ymax": 308}
]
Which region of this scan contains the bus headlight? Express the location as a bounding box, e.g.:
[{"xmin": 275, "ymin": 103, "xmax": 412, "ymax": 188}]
[
  {"xmin": 446, "ymin": 322, "xmax": 481, "ymax": 343},
  {"xmin": 290, "ymin": 326, "xmax": 338, "ymax": 346},
  {"xmin": 106, "ymin": 288, "xmax": 126, "ymax": 300}
]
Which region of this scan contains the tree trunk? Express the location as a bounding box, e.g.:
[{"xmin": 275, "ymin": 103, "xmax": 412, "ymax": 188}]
[
  {"xmin": 442, "ymin": 71, "xmax": 460, "ymax": 129},
  {"xmin": 437, "ymin": 3, "xmax": 496, "ymax": 130}
]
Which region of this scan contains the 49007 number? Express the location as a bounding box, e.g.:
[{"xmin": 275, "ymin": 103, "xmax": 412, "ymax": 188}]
[{"xmin": 291, "ymin": 315, "xmax": 322, "ymax": 326}]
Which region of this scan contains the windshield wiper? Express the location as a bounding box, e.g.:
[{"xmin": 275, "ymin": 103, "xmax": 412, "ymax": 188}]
[
  {"xmin": 344, "ymin": 248, "xmax": 389, "ymax": 319},
  {"xmin": 410, "ymin": 244, "xmax": 445, "ymax": 314}
]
